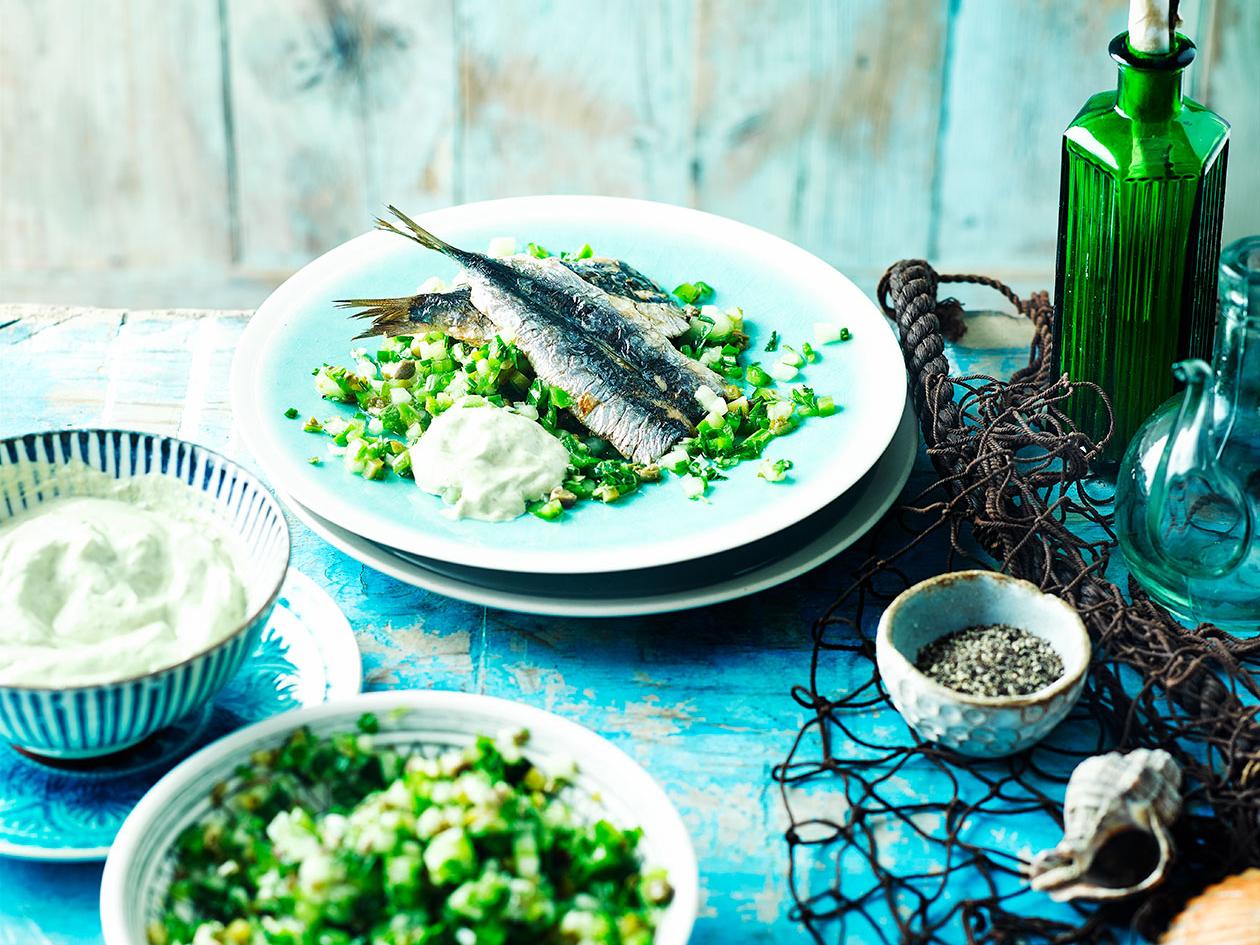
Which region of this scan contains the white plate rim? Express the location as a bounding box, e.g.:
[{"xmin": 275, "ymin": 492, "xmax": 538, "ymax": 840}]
[
  {"xmin": 287, "ymin": 403, "xmax": 917, "ymax": 617},
  {"xmin": 231, "ymin": 195, "xmax": 907, "ymax": 575},
  {"xmin": 0, "ymin": 568, "xmax": 361, "ymax": 862},
  {"xmin": 99, "ymin": 690, "xmax": 699, "ymax": 945}
]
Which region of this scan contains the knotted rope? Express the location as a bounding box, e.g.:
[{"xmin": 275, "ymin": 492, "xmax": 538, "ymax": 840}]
[{"xmin": 776, "ymin": 261, "xmax": 1260, "ymax": 944}]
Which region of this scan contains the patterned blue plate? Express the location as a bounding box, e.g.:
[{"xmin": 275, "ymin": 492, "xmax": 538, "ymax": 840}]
[{"xmin": 0, "ymin": 569, "xmax": 361, "ymax": 861}]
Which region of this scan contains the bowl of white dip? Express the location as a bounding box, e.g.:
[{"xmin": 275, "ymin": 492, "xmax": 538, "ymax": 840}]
[{"xmin": 0, "ymin": 429, "xmax": 290, "ymax": 758}]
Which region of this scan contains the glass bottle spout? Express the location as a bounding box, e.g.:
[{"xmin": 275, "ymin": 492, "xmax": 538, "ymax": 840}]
[{"xmin": 1146, "ymin": 359, "xmax": 1252, "ymax": 578}]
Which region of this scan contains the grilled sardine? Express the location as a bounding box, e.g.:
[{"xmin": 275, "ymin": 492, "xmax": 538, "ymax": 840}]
[
  {"xmin": 342, "ymin": 207, "xmax": 726, "ymax": 463},
  {"xmin": 552, "ymin": 256, "xmax": 693, "ymax": 338}
]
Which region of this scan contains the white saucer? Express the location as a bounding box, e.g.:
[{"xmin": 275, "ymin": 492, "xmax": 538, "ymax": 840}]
[{"xmin": 287, "ymin": 405, "xmax": 918, "ymax": 617}]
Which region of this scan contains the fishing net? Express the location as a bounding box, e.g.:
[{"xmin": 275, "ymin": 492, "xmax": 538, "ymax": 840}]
[{"xmin": 774, "ymin": 260, "xmax": 1260, "ymax": 944}]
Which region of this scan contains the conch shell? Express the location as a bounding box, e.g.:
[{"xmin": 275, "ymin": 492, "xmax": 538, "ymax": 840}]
[
  {"xmin": 1028, "ymin": 748, "xmax": 1182, "ymax": 901},
  {"xmin": 1161, "ymin": 868, "xmax": 1260, "ymax": 944}
]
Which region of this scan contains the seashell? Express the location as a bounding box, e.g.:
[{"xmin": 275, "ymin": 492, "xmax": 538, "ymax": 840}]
[
  {"xmin": 1028, "ymin": 747, "xmax": 1182, "ymax": 901},
  {"xmin": 1161, "ymin": 868, "xmax": 1260, "ymax": 945}
]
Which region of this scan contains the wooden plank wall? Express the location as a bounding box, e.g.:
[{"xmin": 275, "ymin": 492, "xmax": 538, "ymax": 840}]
[{"xmin": 0, "ymin": 0, "xmax": 1256, "ymax": 309}]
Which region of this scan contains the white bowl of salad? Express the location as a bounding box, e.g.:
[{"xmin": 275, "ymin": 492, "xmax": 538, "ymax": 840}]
[{"xmin": 100, "ymin": 690, "xmax": 698, "ymax": 945}]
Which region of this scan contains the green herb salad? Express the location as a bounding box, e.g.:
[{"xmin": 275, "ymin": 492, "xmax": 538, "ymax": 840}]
[
  {"xmin": 303, "ymin": 236, "xmax": 851, "ymax": 522},
  {"xmin": 151, "ymin": 715, "xmax": 671, "ymax": 945}
]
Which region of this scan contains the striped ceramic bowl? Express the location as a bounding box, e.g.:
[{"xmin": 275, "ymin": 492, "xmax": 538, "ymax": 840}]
[{"xmin": 0, "ymin": 430, "xmax": 290, "ymax": 759}]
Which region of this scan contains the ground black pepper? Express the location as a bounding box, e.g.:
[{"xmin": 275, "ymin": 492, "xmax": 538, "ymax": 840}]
[{"xmin": 915, "ymin": 624, "xmax": 1063, "ymax": 697}]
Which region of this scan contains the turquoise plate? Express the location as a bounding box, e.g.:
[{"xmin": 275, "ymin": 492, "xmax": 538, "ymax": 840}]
[
  {"xmin": 231, "ymin": 196, "xmax": 907, "ymax": 574},
  {"xmin": 0, "ymin": 570, "xmax": 361, "ymax": 861}
]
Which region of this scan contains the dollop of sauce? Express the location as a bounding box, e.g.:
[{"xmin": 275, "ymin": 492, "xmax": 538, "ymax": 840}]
[
  {"xmin": 410, "ymin": 404, "xmax": 571, "ymax": 522},
  {"xmin": 0, "ymin": 474, "xmax": 248, "ymax": 687}
]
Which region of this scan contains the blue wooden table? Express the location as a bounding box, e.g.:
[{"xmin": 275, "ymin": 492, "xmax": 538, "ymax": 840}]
[{"xmin": 0, "ymin": 302, "xmax": 1082, "ymax": 944}]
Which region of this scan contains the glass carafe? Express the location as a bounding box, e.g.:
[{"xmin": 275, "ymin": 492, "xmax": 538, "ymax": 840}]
[{"xmin": 1116, "ymin": 236, "xmax": 1260, "ymax": 629}]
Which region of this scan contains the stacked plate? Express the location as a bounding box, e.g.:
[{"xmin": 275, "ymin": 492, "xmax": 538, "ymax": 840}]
[{"xmin": 232, "ymin": 197, "xmax": 915, "ymax": 617}]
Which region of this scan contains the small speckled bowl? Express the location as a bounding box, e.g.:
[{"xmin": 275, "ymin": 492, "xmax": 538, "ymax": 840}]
[{"xmin": 876, "ymin": 571, "xmax": 1090, "ymax": 758}]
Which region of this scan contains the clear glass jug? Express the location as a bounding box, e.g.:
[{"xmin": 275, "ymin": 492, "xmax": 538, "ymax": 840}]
[{"xmin": 1116, "ymin": 235, "xmax": 1260, "ymax": 628}]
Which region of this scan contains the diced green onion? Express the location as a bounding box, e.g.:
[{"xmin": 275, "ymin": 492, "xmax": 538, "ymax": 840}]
[
  {"xmin": 746, "ymin": 363, "xmax": 772, "ymax": 387},
  {"xmin": 390, "ymin": 450, "xmax": 413, "ymax": 477},
  {"xmin": 530, "ymin": 498, "xmax": 564, "ymax": 521},
  {"xmin": 673, "ymin": 280, "xmax": 714, "ymax": 305},
  {"xmin": 813, "ymin": 321, "xmax": 843, "ymax": 344},
  {"xmin": 791, "ymin": 386, "xmax": 821, "ymax": 416},
  {"xmin": 757, "ymin": 458, "xmax": 794, "ymax": 482},
  {"xmin": 698, "ymin": 305, "xmax": 736, "ymax": 341},
  {"xmin": 302, "ymin": 416, "xmax": 323, "ymax": 433},
  {"xmin": 769, "ymin": 361, "xmax": 798, "ymax": 382},
  {"xmin": 764, "ymin": 330, "xmax": 779, "ymax": 352},
  {"xmin": 283, "ymin": 406, "xmax": 299, "ymax": 419},
  {"xmin": 660, "ymin": 448, "xmax": 689, "ymax": 472},
  {"xmin": 565, "ymin": 478, "xmax": 596, "ymax": 499}
]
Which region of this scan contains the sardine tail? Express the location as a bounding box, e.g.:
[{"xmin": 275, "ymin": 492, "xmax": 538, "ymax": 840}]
[
  {"xmin": 335, "ymin": 296, "xmax": 415, "ymax": 339},
  {"xmin": 375, "ymin": 206, "xmax": 461, "ymax": 257},
  {"xmin": 336, "ymin": 286, "xmax": 480, "ymax": 341}
]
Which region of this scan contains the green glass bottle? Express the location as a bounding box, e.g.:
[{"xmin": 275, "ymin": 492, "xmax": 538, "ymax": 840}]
[{"xmin": 1053, "ymin": 31, "xmax": 1229, "ymax": 465}]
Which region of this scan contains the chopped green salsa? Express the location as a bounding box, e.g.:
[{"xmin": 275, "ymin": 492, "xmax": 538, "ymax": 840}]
[
  {"xmin": 152, "ymin": 717, "xmax": 672, "ymax": 945},
  {"xmin": 307, "ymin": 243, "xmax": 839, "ymax": 517}
]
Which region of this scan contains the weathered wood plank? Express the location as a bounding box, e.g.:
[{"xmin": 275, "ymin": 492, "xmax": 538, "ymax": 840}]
[
  {"xmin": 934, "ymin": 0, "xmax": 1205, "ymax": 271},
  {"xmin": 1206, "ymin": 0, "xmax": 1260, "ymax": 244},
  {"xmin": 690, "ymin": 0, "xmax": 948, "ymax": 273},
  {"xmin": 0, "ymin": 0, "xmax": 231, "ymax": 271},
  {"xmin": 0, "ymin": 305, "xmax": 251, "ymax": 446},
  {"xmin": 0, "ymin": 267, "xmax": 285, "ymax": 311},
  {"xmin": 453, "ymin": 0, "xmax": 694, "ymax": 204},
  {"xmin": 1, "ymin": 0, "xmax": 1254, "ymax": 310},
  {"xmin": 227, "ymin": 0, "xmax": 458, "ymax": 269}
]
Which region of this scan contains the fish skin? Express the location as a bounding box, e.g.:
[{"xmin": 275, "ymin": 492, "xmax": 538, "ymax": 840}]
[
  {"xmin": 554, "ymin": 256, "xmax": 694, "ymax": 338},
  {"xmin": 350, "ymin": 252, "xmax": 692, "ymax": 341},
  {"xmin": 355, "ymin": 208, "xmax": 727, "ymax": 462},
  {"xmin": 501, "ymin": 254, "xmax": 727, "ymax": 412},
  {"xmin": 427, "ymin": 254, "xmax": 694, "ymax": 340}
]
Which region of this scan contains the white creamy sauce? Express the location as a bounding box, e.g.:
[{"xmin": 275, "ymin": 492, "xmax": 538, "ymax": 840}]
[
  {"xmin": 409, "ymin": 404, "xmax": 570, "ymax": 522},
  {"xmin": 0, "ymin": 470, "xmax": 248, "ymax": 687}
]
